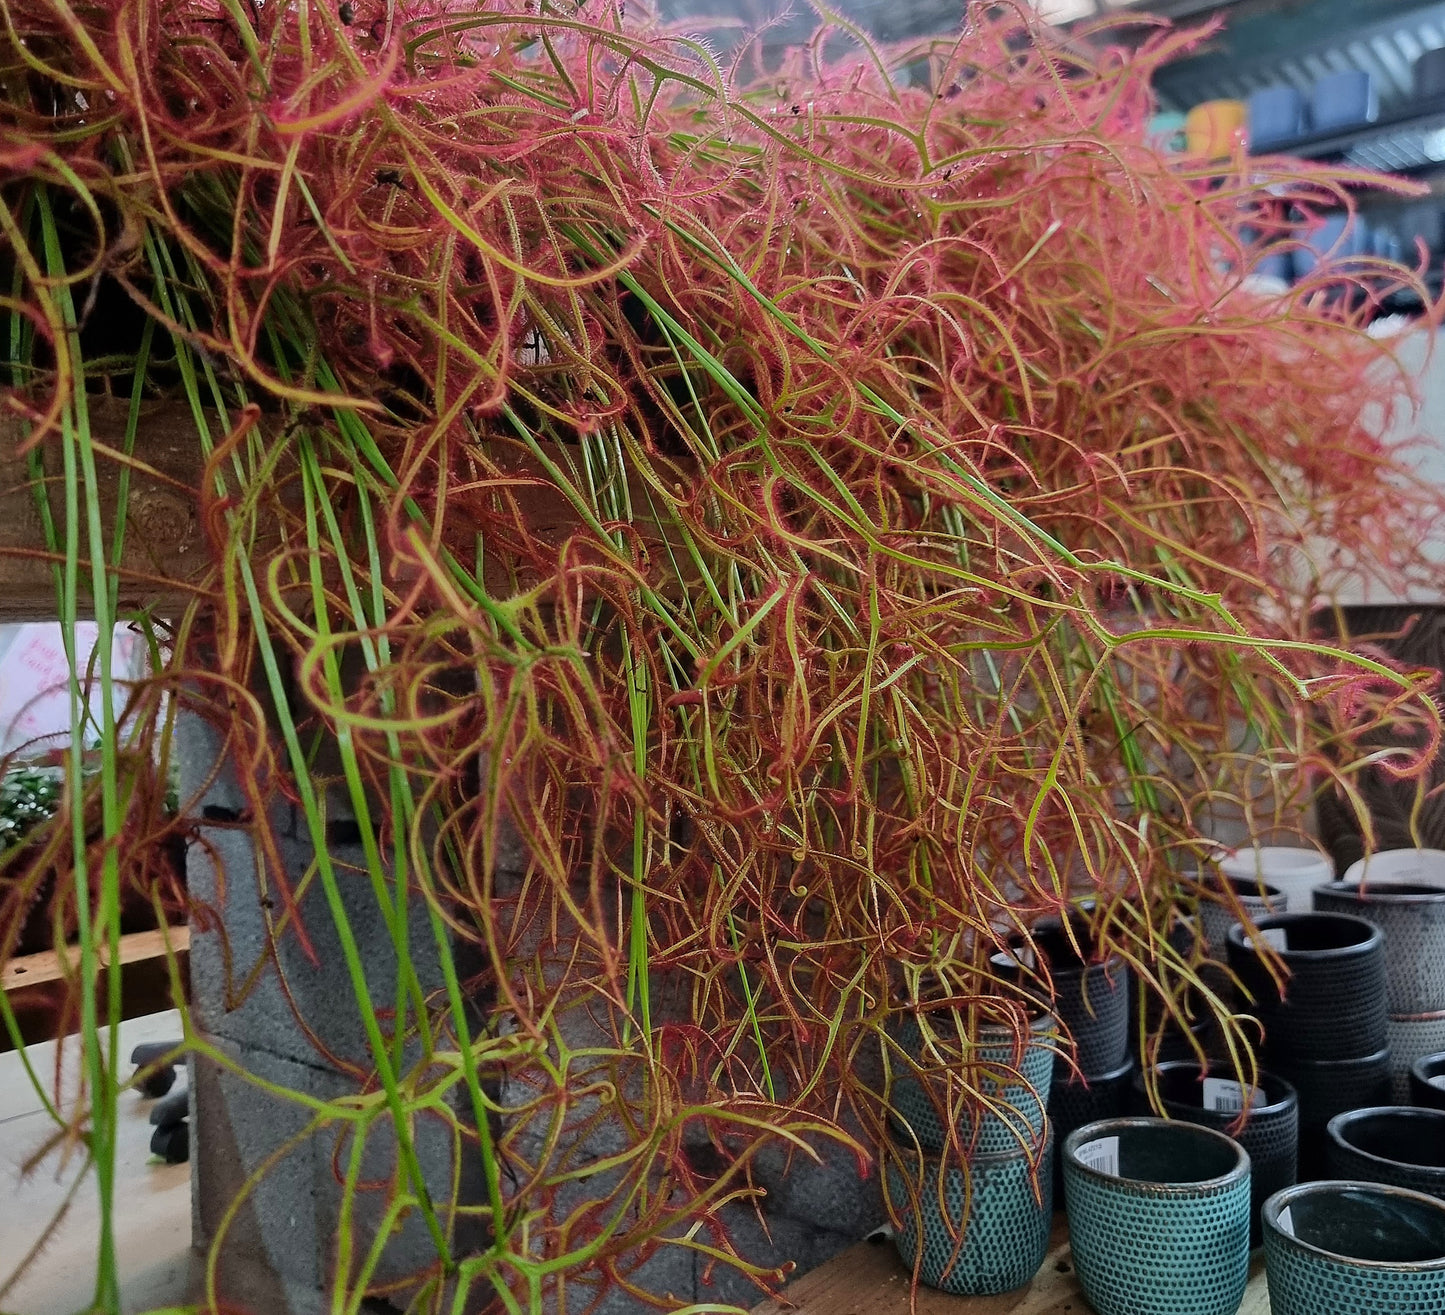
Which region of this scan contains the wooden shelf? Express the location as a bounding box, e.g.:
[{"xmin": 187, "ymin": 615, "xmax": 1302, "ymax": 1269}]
[{"xmin": 749, "ymin": 1219, "xmax": 1270, "ymax": 1315}]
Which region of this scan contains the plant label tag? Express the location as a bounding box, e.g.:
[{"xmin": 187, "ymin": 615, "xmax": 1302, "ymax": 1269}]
[
  {"xmin": 1277, "ymin": 1206, "xmax": 1294, "ymax": 1237},
  {"xmin": 1076, "ymin": 1135, "xmax": 1119, "ymax": 1177},
  {"xmin": 1261, "ymin": 928, "xmax": 1289, "ymax": 951},
  {"xmin": 1202, "ymin": 1078, "xmax": 1266, "ymax": 1113},
  {"xmin": 1430, "ymin": 1075, "xmax": 1445, "ymax": 1093}
]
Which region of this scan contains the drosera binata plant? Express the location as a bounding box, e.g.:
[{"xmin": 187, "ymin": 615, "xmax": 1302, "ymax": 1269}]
[{"xmin": 0, "ymin": 0, "xmax": 1443, "ymax": 1310}]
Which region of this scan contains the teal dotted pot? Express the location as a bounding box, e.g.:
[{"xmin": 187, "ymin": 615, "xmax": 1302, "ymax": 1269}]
[
  {"xmin": 890, "ymin": 1011, "xmax": 1055, "ymax": 1154},
  {"xmin": 1262, "ymin": 1180, "xmax": 1445, "ymax": 1315},
  {"xmin": 1062, "ymin": 1117, "xmax": 1251, "ymax": 1315},
  {"xmin": 884, "ymin": 1131, "xmax": 1053, "ymax": 1295}
]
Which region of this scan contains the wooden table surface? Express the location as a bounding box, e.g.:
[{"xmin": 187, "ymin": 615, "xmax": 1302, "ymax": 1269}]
[{"xmin": 750, "ymin": 1220, "xmax": 1271, "ymax": 1315}]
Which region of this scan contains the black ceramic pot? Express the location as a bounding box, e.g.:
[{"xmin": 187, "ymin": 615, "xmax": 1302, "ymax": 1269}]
[
  {"xmin": 1198, "ymin": 875, "xmax": 1285, "ymax": 958},
  {"xmin": 1273, "ymin": 1047, "xmax": 1392, "ymax": 1180},
  {"xmin": 994, "ymin": 916, "xmax": 1129, "ymax": 1077},
  {"xmin": 1313, "ymin": 882, "xmax": 1445, "ymax": 1015},
  {"xmin": 1225, "ymin": 913, "xmax": 1386, "ymax": 1064},
  {"xmin": 1412, "ymin": 1052, "xmax": 1445, "ymax": 1111},
  {"xmin": 1131, "ymin": 985, "xmax": 1217, "ymax": 1068},
  {"xmin": 1130, "ymin": 1060, "xmax": 1297, "ymax": 1246},
  {"xmin": 1048, "ymin": 1057, "xmax": 1135, "ymax": 1204},
  {"xmin": 1326, "ymin": 1107, "xmax": 1445, "ymax": 1201}
]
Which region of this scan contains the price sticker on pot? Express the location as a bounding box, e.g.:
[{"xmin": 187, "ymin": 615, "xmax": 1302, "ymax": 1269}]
[
  {"xmin": 1075, "ymin": 1135, "xmax": 1119, "ymax": 1177},
  {"xmin": 1277, "ymin": 1206, "xmax": 1295, "ymax": 1237},
  {"xmin": 1260, "ymin": 927, "xmax": 1289, "ymax": 952},
  {"xmin": 1202, "ymin": 1078, "xmax": 1266, "ymax": 1113}
]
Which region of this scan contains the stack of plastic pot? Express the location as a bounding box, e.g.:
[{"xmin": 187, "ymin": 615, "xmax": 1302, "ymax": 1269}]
[
  {"xmin": 994, "ymin": 913, "xmax": 1133, "ymax": 1200},
  {"xmin": 1317, "ymin": 849, "xmax": 1445, "ymax": 1101},
  {"xmin": 1227, "ymin": 911, "xmax": 1390, "ymax": 1177}
]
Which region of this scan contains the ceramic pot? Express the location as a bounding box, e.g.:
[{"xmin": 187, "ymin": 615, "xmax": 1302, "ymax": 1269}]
[
  {"xmin": 1389, "ymin": 1013, "xmax": 1445, "ymax": 1103},
  {"xmin": 1215, "ymin": 846, "xmax": 1333, "ymax": 914},
  {"xmin": 1198, "ymin": 875, "xmax": 1285, "ymax": 959},
  {"xmin": 1262, "ymin": 1181, "xmax": 1445, "ymax": 1315},
  {"xmin": 1226, "ymin": 913, "xmax": 1386, "ymax": 1064},
  {"xmin": 1313, "ymin": 881, "xmax": 1445, "ymax": 1014},
  {"xmin": 1342, "ymin": 848, "xmax": 1445, "ymax": 888},
  {"xmin": 884, "ymin": 1133, "xmax": 1052, "ymax": 1295},
  {"xmin": 1411, "ymin": 1052, "xmax": 1445, "ymax": 1111},
  {"xmin": 1062, "ymin": 1118, "xmax": 1252, "ymax": 1315},
  {"xmin": 1272, "ymin": 1048, "xmax": 1392, "ymax": 1181},
  {"xmin": 1049, "ymin": 1057, "xmax": 1135, "ymax": 1202},
  {"xmin": 1131, "ymin": 991, "xmax": 1215, "ymax": 1068},
  {"xmin": 1325, "ymin": 1107, "xmax": 1445, "ymax": 1201},
  {"xmin": 1131, "ymin": 1061, "xmax": 1298, "ymax": 1247},
  {"xmin": 993, "ymin": 919, "xmax": 1129, "ymax": 1077},
  {"xmin": 889, "ymin": 1011, "xmax": 1054, "ymax": 1155}
]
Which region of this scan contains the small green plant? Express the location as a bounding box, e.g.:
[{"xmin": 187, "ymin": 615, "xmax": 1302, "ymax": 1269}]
[{"xmin": 0, "ymin": 764, "xmax": 63, "ymax": 851}]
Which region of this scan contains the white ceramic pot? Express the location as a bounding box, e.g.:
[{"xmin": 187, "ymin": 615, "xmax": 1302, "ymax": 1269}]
[
  {"xmin": 1343, "ymin": 849, "xmax": 1445, "ymax": 890},
  {"xmin": 1215, "ymin": 846, "xmax": 1334, "ymax": 914}
]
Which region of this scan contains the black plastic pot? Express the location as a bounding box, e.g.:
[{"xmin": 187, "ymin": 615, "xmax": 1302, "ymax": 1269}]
[
  {"xmin": 1412, "ymin": 1052, "xmax": 1445, "ymax": 1111},
  {"xmin": 1325, "ymin": 1107, "xmax": 1445, "ymax": 1201},
  {"xmin": 1047, "ymin": 1056, "xmax": 1135, "ymax": 1204},
  {"xmin": 1312, "ymin": 882, "xmax": 1445, "ymax": 1015},
  {"xmin": 993, "ymin": 916, "xmax": 1129, "ymax": 1077},
  {"xmin": 1225, "ymin": 913, "xmax": 1386, "ymax": 1064},
  {"xmin": 1130, "ymin": 1060, "xmax": 1298, "ymax": 1247}
]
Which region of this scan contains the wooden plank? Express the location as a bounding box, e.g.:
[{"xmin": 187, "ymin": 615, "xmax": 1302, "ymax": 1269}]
[
  {"xmin": 749, "ymin": 1220, "xmax": 1271, "ymax": 1314},
  {"xmin": 2, "ymin": 924, "xmax": 190, "ymax": 993}
]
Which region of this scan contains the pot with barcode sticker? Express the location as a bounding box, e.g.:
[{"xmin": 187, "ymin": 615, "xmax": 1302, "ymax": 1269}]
[
  {"xmin": 1049, "ymin": 1056, "xmax": 1135, "ymax": 1202},
  {"xmin": 992, "ymin": 913, "xmax": 1129, "ymax": 1077},
  {"xmin": 1226, "ymin": 913, "xmax": 1387, "ymax": 1064},
  {"xmin": 1131, "ymin": 1060, "xmax": 1298, "ymax": 1246},
  {"xmin": 1262, "ymin": 1181, "xmax": 1445, "ymax": 1314},
  {"xmin": 1198, "ymin": 873, "xmax": 1285, "ymax": 959},
  {"xmin": 1063, "ymin": 1117, "xmax": 1252, "ymax": 1315}
]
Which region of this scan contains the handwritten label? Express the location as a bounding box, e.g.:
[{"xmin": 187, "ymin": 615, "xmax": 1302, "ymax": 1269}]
[
  {"xmin": 1202, "ymin": 1078, "xmax": 1267, "ymax": 1113},
  {"xmin": 1076, "ymin": 1135, "xmax": 1120, "ymax": 1177}
]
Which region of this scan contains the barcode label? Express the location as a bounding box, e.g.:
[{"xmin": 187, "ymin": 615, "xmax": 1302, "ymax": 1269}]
[
  {"xmin": 1261, "ymin": 928, "xmax": 1289, "ymax": 951},
  {"xmin": 1277, "ymin": 1206, "xmax": 1294, "ymax": 1237},
  {"xmin": 1076, "ymin": 1135, "xmax": 1120, "ymax": 1176},
  {"xmin": 1202, "ymin": 1078, "xmax": 1267, "ymax": 1113}
]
